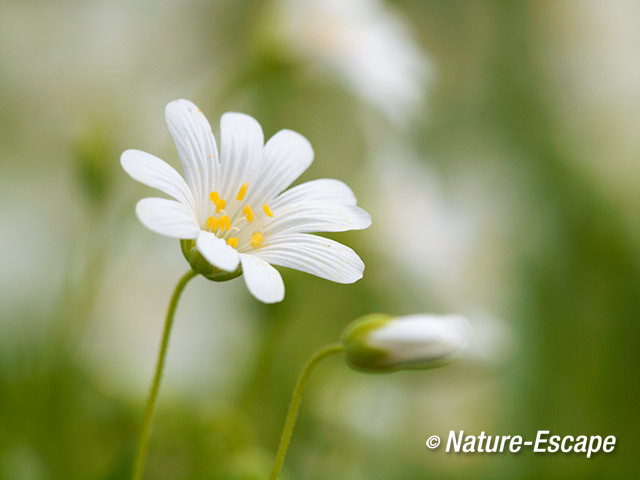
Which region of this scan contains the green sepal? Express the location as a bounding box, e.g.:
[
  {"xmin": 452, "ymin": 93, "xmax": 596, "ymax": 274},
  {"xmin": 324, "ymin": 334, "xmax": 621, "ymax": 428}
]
[
  {"xmin": 180, "ymin": 239, "xmax": 242, "ymax": 282},
  {"xmin": 340, "ymin": 313, "xmax": 393, "ymax": 373}
]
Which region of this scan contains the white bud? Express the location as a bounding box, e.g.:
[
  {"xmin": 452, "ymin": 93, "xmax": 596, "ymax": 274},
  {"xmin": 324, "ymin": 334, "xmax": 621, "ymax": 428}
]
[{"xmin": 341, "ymin": 314, "xmax": 472, "ymax": 372}]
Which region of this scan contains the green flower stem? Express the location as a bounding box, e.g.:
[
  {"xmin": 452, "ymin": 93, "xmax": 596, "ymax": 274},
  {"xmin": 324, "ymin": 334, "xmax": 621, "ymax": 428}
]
[
  {"xmin": 131, "ymin": 269, "xmax": 198, "ymax": 480},
  {"xmin": 268, "ymin": 343, "xmax": 345, "ymax": 480}
]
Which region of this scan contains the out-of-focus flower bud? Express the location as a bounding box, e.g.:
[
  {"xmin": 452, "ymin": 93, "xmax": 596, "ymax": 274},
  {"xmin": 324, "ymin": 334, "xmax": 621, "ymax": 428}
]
[
  {"xmin": 341, "ymin": 313, "xmax": 472, "ymax": 372},
  {"xmin": 74, "ymin": 117, "xmax": 116, "ymax": 210}
]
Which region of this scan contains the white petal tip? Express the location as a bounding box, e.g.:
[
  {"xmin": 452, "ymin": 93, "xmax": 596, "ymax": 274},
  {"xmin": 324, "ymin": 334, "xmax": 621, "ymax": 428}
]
[
  {"xmin": 120, "ymin": 149, "xmax": 141, "ymax": 169},
  {"xmin": 240, "ymin": 255, "xmax": 285, "ymax": 304},
  {"xmin": 165, "ymin": 99, "xmax": 203, "ymax": 122},
  {"xmin": 255, "ymin": 291, "xmax": 285, "ymax": 304},
  {"xmin": 120, "ymin": 149, "xmax": 133, "ymax": 162},
  {"xmin": 346, "ymin": 269, "xmax": 365, "ymax": 284},
  {"xmin": 334, "ymin": 258, "xmax": 365, "ymax": 284},
  {"xmin": 354, "ymin": 208, "xmax": 373, "ymax": 229},
  {"xmin": 220, "ymin": 112, "xmax": 264, "ymax": 140},
  {"xmin": 135, "ymin": 198, "xmax": 199, "ymax": 239},
  {"xmin": 166, "ymin": 98, "xmax": 197, "ymax": 110},
  {"xmin": 221, "ymin": 111, "xmax": 258, "ymax": 121}
]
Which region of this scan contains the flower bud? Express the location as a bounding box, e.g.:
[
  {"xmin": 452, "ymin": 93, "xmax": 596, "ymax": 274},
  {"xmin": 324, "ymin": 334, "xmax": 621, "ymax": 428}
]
[
  {"xmin": 73, "ymin": 117, "xmax": 115, "ymax": 210},
  {"xmin": 341, "ymin": 313, "xmax": 472, "ymax": 372}
]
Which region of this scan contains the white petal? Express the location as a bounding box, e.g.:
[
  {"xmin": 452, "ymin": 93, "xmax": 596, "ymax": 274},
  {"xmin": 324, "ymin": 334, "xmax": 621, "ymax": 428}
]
[
  {"xmin": 121, "ymin": 149, "xmax": 195, "ymax": 207},
  {"xmin": 368, "ymin": 315, "xmax": 472, "ymax": 365},
  {"xmin": 272, "ymin": 178, "xmax": 357, "ymax": 209},
  {"xmin": 165, "ymin": 99, "xmax": 219, "ymax": 214},
  {"xmin": 265, "ymin": 202, "xmax": 371, "ymax": 235},
  {"xmin": 135, "ymin": 198, "xmax": 199, "ymax": 239},
  {"xmin": 240, "ymin": 254, "xmax": 285, "ymax": 303},
  {"xmin": 219, "ymin": 112, "xmax": 264, "ymax": 201},
  {"xmin": 196, "ymin": 231, "xmax": 240, "ymax": 272},
  {"xmin": 255, "ymin": 234, "xmax": 364, "ymax": 283},
  {"xmin": 246, "ymin": 129, "xmax": 313, "ymax": 205}
]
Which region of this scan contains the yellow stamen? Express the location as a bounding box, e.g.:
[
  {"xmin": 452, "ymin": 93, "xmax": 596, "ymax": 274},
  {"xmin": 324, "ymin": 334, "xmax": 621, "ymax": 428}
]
[
  {"xmin": 216, "ymin": 198, "xmax": 226, "ymax": 213},
  {"xmin": 263, "ymin": 204, "xmax": 274, "ymax": 218},
  {"xmin": 209, "ymin": 191, "xmax": 220, "ymax": 203},
  {"xmin": 243, "ymin": 204, "xmax": 254, "ymax": 223},
  {"xmin": 236, "ymin": 182, "xmax": 249, "ymax": 201},
  {"xmin": 219, "ymin": 215, "xmax": 231, "ymax": 231},
  {"xmin": 206, "ymin": 216, "xmax": 219, "ymax": 230},
  {"xmin": 251, "ymin": 232, "xmax": 263, "ymax": 248},
  {"xmin": 227, "ymin": 237, "xmax": 238, "ymax": 248}
]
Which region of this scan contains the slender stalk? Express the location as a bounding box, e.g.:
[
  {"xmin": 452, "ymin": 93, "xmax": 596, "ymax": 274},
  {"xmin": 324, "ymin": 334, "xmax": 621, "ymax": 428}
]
[
  {"xmin": 131, "ymin": 269, "xmax": 198, "ymax": 480},
  {"xmin": 268, "ymin": 343, "xmax": 345, "ymax": 480}
]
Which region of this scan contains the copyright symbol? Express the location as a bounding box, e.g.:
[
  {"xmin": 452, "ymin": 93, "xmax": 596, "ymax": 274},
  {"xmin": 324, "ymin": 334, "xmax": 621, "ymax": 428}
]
[{"xmin": 426, "ymin": 435, "xmax": 441, "ymax": 449}]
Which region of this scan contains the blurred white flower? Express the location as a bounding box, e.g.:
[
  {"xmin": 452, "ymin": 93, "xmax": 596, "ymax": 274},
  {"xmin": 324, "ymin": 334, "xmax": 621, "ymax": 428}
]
[
  {"xmin": 540, "ymin": 0, "xmax": 640, "ymax": 211},
  {"xmin": 276, "ymin": 0, "xmax": 433, "ymax": 125},
  {"xmin": 367, "ymin": 142, "xmax": 514, "ymax": 307},
  {"xmin": 122, "ymin": 99, "xmax": 370, "ymax": 303},
  {"xmin": 370, "ymin": 150, "xmax": 477, "ymax": 303}
]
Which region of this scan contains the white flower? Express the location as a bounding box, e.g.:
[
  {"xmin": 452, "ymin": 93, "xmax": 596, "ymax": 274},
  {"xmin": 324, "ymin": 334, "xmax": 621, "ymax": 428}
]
[
  {"xmin": 121, "ymin": 99, "xmax": 371, "ymax": 303},
  {"xmin": 368, "ymin": 143, "xmax": 512, "ymax": 305},
  {"xmin": 341, "ymin": 313, "xmax": 471, "ymax": 372},
  {"xmin": 276, "ymin": 0, "xmax": 433, "ymax": 125}
]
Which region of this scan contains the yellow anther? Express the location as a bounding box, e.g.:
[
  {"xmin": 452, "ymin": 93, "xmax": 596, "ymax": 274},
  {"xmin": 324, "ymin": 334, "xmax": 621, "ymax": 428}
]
[
  {"xmin": 236, "ymin": 182, "xmax": 249, "ymax": 201},
  {"xmin": 206, "ymin": 216, "xmax": 219, "ymax": 230},
  {"xmin": 243, "ymin": 204, "xmax": 254, "ymax": 223},
  {"xmin": 219, "ymin": 215, "xmax": 231, "ymax": 231},
  {"xmin": 251, "ymin": 232, "xmax": 263, "ymax": 248},
  {"xmin": 209, "ymin": 191, "xmax": 220, "ymax": 203},
  {"xmin": 263, "ymin": 204, "xmax": 274, "ymax": 218},
  {"xmin": 227, "ymin": 237, "xmax": 238, "ymax": 248},
  {"xmin": 216, "ymin": 198, "xmax": 226, "ymax": 213}
]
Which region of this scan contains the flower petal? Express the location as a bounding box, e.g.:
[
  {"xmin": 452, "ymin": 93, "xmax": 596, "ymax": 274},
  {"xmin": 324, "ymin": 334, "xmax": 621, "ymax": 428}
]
[
  {"xmin": 239, "ymin": 254, "xmax": 285, "ymax": 303},
  {"xmin": 265, "ymin": 202, "xmax": 371, "ymax": 235},
  {"xmin": 121, "ymin": 149, "xmax": 195, "ymax": 207},
  {"xmin": 368, "ymin": 315, "xmax": 472, "ymax": 366},
  {"xmin": 246, "ymin": 129, "xmax": 313, "ymax": 206},
  {"xmin": 196, "ymin": 230, "xmax": 240, "ymax": 272},
  {"xmin": 135, "ymin": 198, "xmax": 200, "ymax": 239},
  {"xmin": 165, "ymin": 99, "xmax": 219, "ymax": 214},
  {"xmin": 219, "ymin": 112, "xmax": 264, "ymax": 202},
  {"xmin": 272, "ymin": 178, "xmax": 357, "ymax": 209},
  {"xmin": 255, "ymin": 234, "xmax": 364, "ymax": 284}
]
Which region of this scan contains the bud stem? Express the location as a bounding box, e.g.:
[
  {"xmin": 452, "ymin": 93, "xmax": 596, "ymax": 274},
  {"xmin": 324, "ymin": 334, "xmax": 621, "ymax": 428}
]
[
  {"xmin": 268, "ymin": 343, "xmax": 345, "ymax": 480},
  {"xmin": 131, "ymin": 269, "xmax": 198, "ymax": 480}
]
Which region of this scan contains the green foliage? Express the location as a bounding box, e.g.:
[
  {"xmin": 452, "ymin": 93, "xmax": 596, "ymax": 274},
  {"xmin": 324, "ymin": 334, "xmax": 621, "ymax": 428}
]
[{"xmin": 1, "ymin": 1, "xmax": 638, "ymax": 479}]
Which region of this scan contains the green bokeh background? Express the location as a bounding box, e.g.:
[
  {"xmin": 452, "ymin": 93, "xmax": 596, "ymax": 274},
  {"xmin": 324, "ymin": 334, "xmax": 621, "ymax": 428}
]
[{"xmin": 1, "ymin": 1, "xmax": 639, "ymax": 479}]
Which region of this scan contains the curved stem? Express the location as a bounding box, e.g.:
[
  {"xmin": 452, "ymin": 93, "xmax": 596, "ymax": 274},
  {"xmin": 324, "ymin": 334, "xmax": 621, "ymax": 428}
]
[
  {"xmin": 131, "ymin": 269, "xmax": 198, "ymax": 480},
  {"xmin": 268, "ymin": 343, "xmax": 345, "ymax": 480}
]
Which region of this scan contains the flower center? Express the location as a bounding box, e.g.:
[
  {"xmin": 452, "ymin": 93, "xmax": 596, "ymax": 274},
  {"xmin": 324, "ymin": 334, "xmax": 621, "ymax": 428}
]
[{"xmin": 205, "ymin": 183, "xmax": 270, "ymax": 250}]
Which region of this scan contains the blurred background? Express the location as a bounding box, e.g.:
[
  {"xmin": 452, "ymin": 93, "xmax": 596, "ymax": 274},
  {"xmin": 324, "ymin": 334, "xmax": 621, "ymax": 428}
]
[{"xmin": 1, "ymin": 0, "xmax": 639, "ymax": 479}]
